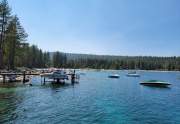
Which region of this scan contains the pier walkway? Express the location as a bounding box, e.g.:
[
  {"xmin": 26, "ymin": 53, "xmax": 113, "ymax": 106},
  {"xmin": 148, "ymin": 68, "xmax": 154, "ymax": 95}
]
[{"xmin": 0, "ymin": 72, "xmax": 39, "ymax": 83}]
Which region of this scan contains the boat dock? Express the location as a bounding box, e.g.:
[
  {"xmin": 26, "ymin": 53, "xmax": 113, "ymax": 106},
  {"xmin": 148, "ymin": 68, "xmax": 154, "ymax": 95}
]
[
  {"xmin": 40, "ymin": 70, "xmax": 80, "ymax": 84},
  {"xmin": 0, "ymin": 69, "xmax": 80, "ymax": 84},
  {"xmin": 0, "ymin": 71, "xmax": 39, "ymax": 83}
]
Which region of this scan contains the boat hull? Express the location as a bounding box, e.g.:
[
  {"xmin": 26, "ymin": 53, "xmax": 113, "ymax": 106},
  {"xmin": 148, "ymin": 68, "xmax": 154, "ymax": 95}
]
[
  {"xmin": 108, "ymin": 75, "xmax": 120, "ymax": 78},
  {"xmin": 140, "ymin": 82, "xmax": 171, "ymax": 87},
  {"xmin": 126, "ymin": 74, "xmax": 140, "ymax": 77}
]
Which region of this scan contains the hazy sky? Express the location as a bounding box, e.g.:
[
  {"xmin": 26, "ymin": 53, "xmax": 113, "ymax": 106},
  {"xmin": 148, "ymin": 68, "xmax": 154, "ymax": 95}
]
[{"xmin": 8, "ymin": 0, "xmax": 180, "ymax": 56}]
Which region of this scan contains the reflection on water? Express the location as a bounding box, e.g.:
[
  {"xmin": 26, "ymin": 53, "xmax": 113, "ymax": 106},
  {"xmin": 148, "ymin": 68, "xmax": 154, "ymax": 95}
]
[{"xmin": 0, "ymin": 70, "xmax": 180, "ymax": 124}]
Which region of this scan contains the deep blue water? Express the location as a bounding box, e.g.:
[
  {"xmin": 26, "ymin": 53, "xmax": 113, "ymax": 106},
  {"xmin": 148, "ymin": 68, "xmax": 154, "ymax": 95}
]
[{"xmin": 0, "ymin": 70, "xmax": 180, "ymax": 124}]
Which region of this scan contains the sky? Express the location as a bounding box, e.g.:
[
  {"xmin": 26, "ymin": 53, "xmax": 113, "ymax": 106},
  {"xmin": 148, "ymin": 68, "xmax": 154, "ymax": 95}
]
[{"xmin": 8, "ymin": 0, "xmax": 180, "ymax": 56}]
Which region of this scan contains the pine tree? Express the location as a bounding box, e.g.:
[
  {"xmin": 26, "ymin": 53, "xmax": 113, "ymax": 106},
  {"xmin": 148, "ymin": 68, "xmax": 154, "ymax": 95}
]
[
  {"xmin": 4, "ymin": 15, "xmax": 27, "ymax": 69},
  {"xmin": 0, "ymin": 0, "xmax": 11, "ymax": 69}
]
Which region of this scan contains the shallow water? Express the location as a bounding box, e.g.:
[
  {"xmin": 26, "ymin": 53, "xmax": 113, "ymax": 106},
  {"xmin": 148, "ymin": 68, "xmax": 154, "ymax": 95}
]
[{"xmin": 0, "ymin": 70, "xmax": 180, "ymax": 124}]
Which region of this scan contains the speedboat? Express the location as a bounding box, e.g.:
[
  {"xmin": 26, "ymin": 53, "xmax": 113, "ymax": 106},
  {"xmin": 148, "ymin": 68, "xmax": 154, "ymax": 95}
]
[
  {"xmin": 43, "ymin": 70, "xmax": 68, "ymax": 80},
  {"xmin": 0, "ymin": 75, "xmax": 3, "ymax": 81},
  {"xmin": 7, "ymin": 75, "xmax": 17, "ymax": 82},
  {"xmin": 108, "ymin": 74, "xmax": 120, "ymax": 78},
  {"xmin": 51, "ymin": 70, "xmax": 68, "ymax": 80},
  {"xmin": 140, "ymin": 80, "xmax": 171, "ymax": 87},
  {"xmin": 126, "ymin": 71, "xmax": 140, "ymax": 77}
]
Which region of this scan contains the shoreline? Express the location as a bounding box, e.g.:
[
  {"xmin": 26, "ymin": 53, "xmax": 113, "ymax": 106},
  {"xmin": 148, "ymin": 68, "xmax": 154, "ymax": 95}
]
[
  {"xmin": 0, "ymin": 68, "xmax": 180, "ymax": 73},
  {"xmin": 77, "ymin": 68, "xmax": 180, "ymax": 72}
]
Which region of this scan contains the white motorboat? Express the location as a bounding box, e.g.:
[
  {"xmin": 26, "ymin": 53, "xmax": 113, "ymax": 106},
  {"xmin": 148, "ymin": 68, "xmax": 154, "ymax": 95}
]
[
  {"xmin": 108, "ymin": 74, "xmax": 120, "ymax": 78},
  {"xmin": 126, "ymin": 71, "xmax": 140, "ymax": 77}
]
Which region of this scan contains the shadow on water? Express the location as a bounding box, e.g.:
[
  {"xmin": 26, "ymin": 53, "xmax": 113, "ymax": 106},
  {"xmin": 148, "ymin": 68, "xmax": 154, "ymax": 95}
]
[
  {"xmin": 40, "ymin": 81, "xmax": 79, "ymax": 91},
  {"xmin": 0, "ymin": 82, "xmax": 30, "ymax": 89},
  {"xmin": 141, "ymin": 85, "xmax": 171, "ymax": 90},
  {"xmin": 0, "ymin": 82, "xmax": 20, "ymax": 88}
]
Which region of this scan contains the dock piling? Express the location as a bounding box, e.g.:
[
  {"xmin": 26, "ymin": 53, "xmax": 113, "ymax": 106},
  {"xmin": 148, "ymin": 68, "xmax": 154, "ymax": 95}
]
[
  {"xmin": 3, "ymin": 75, "xmax": 5, "ymax": 83},
  {"xmin": 23, "ymin": 71, "xmax": 26, "ymax": 83},
  {"xmin": 71, "ymin": 70, "xmax": 76, "ymax": 83},
  {"xmin": 43, "ymin": 77, "xmax": 46, "ymax": 85}
]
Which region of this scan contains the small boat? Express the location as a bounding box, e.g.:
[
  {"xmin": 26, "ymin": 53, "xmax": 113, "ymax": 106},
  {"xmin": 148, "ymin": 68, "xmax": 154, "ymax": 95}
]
[
  {"xmin": 140, "ymin": 80, "xmax": 171, "ymax": 87},
  {"xmin": 108, "ymin": 74, "xmax": 120, "ymax": 78},
  {"xmin": 7, "ymin": 75, "xmax": 17, "ymax": 82},
  {"xmin": 15, "ymin": 76, "xmax": 23, "ymax": 82},
  {"xmin": 126, "ymin": 71, "xmax": 140, "ymax": 77},
  {"xmin": 42, "ymin": 70, "xmax": 68, "ymax": 80},
  {"xmin": 0, "ymin": 75, "xmax": 3, "ymax": 82},
  {"xmin": 15, "ymin": 76, "xmax": 30, "ymax": 82}
]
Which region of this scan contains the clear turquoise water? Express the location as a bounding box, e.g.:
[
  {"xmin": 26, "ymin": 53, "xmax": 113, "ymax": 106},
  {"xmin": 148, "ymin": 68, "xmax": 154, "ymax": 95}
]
[{"xmin": 0, "ymin": 70, "xmax": 180, "ymax": 124}]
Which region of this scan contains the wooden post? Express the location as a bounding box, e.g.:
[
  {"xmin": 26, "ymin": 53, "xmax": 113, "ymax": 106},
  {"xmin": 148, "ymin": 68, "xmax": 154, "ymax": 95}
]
[
  {"xmin": 42, "ymin": 77, "xmax": 45, "ymax": 85},
  {"xmin": 62, "ymin": 79, "xmax": 65, "ymax": 84},
  {"xmin": 71, "ymin": 70, "xmax": 75, "ymax": 83},
  {"xmin": 41, "ymin": 76, "xmax": 42, "ymax": 84},
  {"xmin": 3, "ymin": 75, "xmax": 5, "ymax": 83},
  {"xmin": 57, "ymin": 78, "xmax": 60, "ymax": 83},
  {"xmin": 23, "ymin": 71, "xmax": 26, "ymax": 83}
]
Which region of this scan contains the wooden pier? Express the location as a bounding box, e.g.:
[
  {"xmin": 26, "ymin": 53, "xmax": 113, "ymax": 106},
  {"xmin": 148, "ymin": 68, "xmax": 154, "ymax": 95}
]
[
  {"xmin": 0, "ymin": 70, "xmax": 80, "ymax": 84},
  {"xmin": 0, "ymin": 71, "xmax": 40, "ymax": 83}
]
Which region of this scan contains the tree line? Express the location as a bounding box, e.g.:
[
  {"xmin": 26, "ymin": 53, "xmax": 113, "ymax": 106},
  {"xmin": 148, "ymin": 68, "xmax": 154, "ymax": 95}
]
[
  {"xmin": 0, "ymin": 0, "xmax": 179, "ymax": 71},
  {"xmin": 64, "ymin": 55, "xmax": 180, "ymax": 71}
]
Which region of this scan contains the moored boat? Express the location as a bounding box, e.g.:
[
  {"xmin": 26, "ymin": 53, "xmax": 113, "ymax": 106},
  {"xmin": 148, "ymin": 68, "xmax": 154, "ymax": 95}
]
[
  {"xmin": 140, "ymin": 80, "xmax": 171, "ymax": 87},
  {"xmin": 108, "ymin": 74, "xmax": 120, "ymax": 78},
  {"xmin": 41, "ymin": 70, "xmax": 69, "ymax": 80},
  {"xmin": 8, "ymin": 75, "xmax": 17, "ymax": 82},
  {"xmin": 126, "ymin": 71, "xmax": 140, "ymax": 77},
  {"xmin": 0, "ymin": 75, "xmax": 3, "ymax": 81}
]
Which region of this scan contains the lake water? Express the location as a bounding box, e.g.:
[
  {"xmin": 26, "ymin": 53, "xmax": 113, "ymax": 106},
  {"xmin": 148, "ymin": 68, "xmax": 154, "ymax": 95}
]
[{"xmin": 0, "ymin": 70, "xmax": 180, "ymax": 124}]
